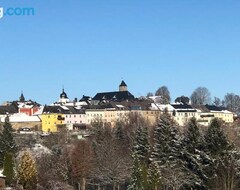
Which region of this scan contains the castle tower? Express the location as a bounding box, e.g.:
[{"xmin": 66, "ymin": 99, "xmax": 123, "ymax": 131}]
[{"xmin": 119, "ymin": 80, "xmax": 128, "ymax": 92}]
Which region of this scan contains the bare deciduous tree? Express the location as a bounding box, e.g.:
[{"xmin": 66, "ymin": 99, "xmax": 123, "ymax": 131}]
[
  {"xmin": 224, "ymin": 93, "xmax": 240, "ymax": 115},
  {"xmin": 213, "ymin": 97, "xmax": 221, "ymax": 106},
  {"xmin": 155, "ymin": 86, "xmax": 171, "ymax": 104},
  {"xmin": 71, "ymin": 140, "xmax": 94, "ymax": 190},
  {"xmin": 92, "ymin": 125, "xmax": 131, "ymax": 190},
  {"xmin": 190, "ymin": 87, "xmax": 211, "ymax": 105},
  {"xmin": 210, "ymin": 152, "xmax": 240, "ymax": 190},
  {"xmin": 36, "ymin": 150, "xmax": 72, "ymax": 189}
]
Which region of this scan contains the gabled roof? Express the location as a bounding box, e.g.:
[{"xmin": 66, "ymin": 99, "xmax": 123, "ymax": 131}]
[
  {"xmin": 83, "ymin": 103, "xmax": 114, "ymax": 110},
  {"xmin": 119, "ymin": 80, "xmax": 127, "ymax": 87},
  {"xmin": 11, "ymin": 100, "xmax": 41, "ymax": 109},
  {"xmin": 92, "ymin": 91, "xmax": 134, "ymax": 101},
  {"xmin": 42, "ymin": 106, "xmax": 85, "ymax": 114},
  {"xmin": 192, "ymin": 104, "xmax": 230, "ymax": 113},
  {"xmin": 171, "ymin": 103, "xmax": 194, "ymax": 110},
  {"xmin": 205, "ymin": 105, "xmax": 227, "ymax": 111},
  {"xmin": 79, "ymin": 95, "xmax": 91, "ymax": 102},
  {"xmin": 109, "ymin": 99, "xmax": 152, "ymax": 110}
]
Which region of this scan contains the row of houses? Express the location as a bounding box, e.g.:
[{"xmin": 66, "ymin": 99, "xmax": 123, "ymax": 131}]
[{"xmin": 0, "ymin": 81, "xmax": 235, "ymax": 132}]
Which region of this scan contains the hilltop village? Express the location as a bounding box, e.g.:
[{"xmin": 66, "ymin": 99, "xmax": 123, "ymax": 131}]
[
  {"xmin": 0, "ymin": 81, "xmax": 235, "ymax": 134},
  {"xmin": 0, "ymin": 81, "xmax": 239, "ymax": 190}
]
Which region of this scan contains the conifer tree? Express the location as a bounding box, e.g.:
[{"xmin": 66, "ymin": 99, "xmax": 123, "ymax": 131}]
[
  {"xmin": 205, "ymin": 118, "xmax": 231, "ymax": 157},
  {"xmin": 0, "ymin": 116, "xmax": 17, "ymax": 167},
  {"xmin": 182, "ymin": 117, "xmax": 206, "ymax": 189},
  {"xmin": 204, "ymin": 118, "xmax": 234, "ymax": 189},
  {"xmin": 151, "ymin": 110, "xmax": 180, "ymax": 167},
  {"xmin": 151, "ymin": 111, "xmax": 191, "ymax": 189},
  {"xmin": 184, "ymin": 117, "xmax": 203, "ymax": 152},
  {"xmin": 128, "ymin": 125, "xmax": 150, "ymax": 190},
  {"xmin": 17, "ymin": 151, "xmax": 38, "ymax": 190},
  {"xmin": 3, "ymin": 152, "xmax": 14, "ymax": 186},
  {"xmin": 147, "ymin": 162, "xmax": 161, "ymax": 190}
]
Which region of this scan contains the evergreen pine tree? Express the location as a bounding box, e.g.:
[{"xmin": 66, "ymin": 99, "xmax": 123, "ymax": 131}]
[
  {"xmin": 151, "ymin": 110, "xmax": 180, "ymax": 167},
  {"xmin": 133, "ymin": 125, "xmax": 149, "ymax": 164},
  {"xmin": 204, "ymin": 118, "xmax": 233, "ymax": 189},
  {"xmin": 205, "ymin": 118, "xmax": 231, "ymax": 157},
  {"xmin": 184, "ymin": 117, "xmax": 203, "ymax": 152},
  {"xmin": 3, "ymin": 152, "xmax": 14, "ymax": 186},
  {"xmin": 151, "ymin": 111, "xmax": 190, "ymax": 189},
  {"xmin": 147, "ymin": 162, "xmax": 161, "ymax": 190},
  {"xmin": 17, "ymin": 151, "xmax": 38, "ymax": 190},
  {"xmin": 0, "ymin": 116, "xmax": 17, "ymax": 167},
  {"xmin": 182, "ymin": 117, "xmax": 206, "ymax": 189},
  {"xmin": 128, "ymin": 125, "xmax": 150, "ymax": 190},
  {"xmin": 114, "ymin": 122, "xmax": 125, "ymax": 142}
]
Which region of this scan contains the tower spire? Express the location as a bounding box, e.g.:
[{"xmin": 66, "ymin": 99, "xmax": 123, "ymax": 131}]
[{"xmin": 19, "ymin": 91, "xmax": 25, "ymax": 102}]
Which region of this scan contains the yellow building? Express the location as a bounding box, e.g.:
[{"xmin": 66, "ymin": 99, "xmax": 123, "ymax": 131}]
[
  {"xmin": 40, "ymin": 106, "xmax": 67, "ymax": 132},
  {"xmin": 41, "ymin": 113, "xmax": 65, "ymax": 132},
  {"xmin": 142, "ymin": 110, "xmax": 161, "ymax": 125},
  {"xmin": 193, "ymin": 105, "xmax": 234, "ymax": 126}
]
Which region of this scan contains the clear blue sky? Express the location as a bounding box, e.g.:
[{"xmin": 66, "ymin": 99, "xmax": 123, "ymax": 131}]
[{"xmin": 0, "ymin": 0, "xmax": 240, "ymax": 104}]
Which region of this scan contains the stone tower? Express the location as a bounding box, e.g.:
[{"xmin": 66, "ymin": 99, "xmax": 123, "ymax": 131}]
[{"xmin": 119, "ymin": 80, "xmax": 128, "ymax": 92}]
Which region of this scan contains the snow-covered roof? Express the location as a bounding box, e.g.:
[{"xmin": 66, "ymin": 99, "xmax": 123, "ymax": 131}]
[
  {"xmin": 116, "ymin": 105, "xmax": 125, "ymax": 108},
  {"xmin": 18, "ymin": 102, "xmax": 34, "ymax": 109},
  {"xmin": 60, "ymin": 106, "xmax": 69, "ymax": 110},
  {"xmin": 150, "ymin": 103, "xmax": 174, "ymax": 111},
  {"xmin": 209, "ymin": 109, "xmax": 233, "ymax": 114},
  {"xmin": 33, "ymin": 106, "xmax": 44, "ymax": 115},
  {"xmin": 7, "ymin": 113, "xmax": 40, "ymax": 122}
]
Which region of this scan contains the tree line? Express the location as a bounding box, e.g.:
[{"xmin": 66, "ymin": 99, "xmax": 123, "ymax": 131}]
[{"xmin": 148, "ymin": 85, "xmax": 240, "ymax": 115}]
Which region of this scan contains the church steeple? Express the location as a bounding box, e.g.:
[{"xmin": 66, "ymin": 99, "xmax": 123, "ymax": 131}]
[
  {"xmin": 59, "ymin": 88, "xmax": 69, "ymax": 104},
  {"xmin": 19, "ymin": 91, "xmax": 25, "ymax": 102},
  {"xmin": 60, "ymin": 88, "xmax": 68, "ymax": 99}
]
